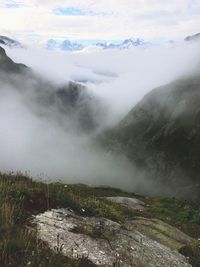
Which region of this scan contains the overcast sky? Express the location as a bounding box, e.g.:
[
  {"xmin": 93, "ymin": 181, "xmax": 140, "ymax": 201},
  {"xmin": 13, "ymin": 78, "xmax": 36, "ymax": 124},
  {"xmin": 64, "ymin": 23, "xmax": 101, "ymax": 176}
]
[{"xmin": 0, "ymin": 0, "xmax": 200, "ymax": 43}]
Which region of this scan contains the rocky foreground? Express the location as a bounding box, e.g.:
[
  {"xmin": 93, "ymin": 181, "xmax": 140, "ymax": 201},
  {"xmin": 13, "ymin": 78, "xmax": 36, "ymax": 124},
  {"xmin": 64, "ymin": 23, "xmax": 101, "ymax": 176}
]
[
  {"xmin": 0, "ymin": 173, "xmax": 199, "ymax": 266},
  {"xmin": 34, "ymin": 197, "xmax": 195, "ymax": 267}
]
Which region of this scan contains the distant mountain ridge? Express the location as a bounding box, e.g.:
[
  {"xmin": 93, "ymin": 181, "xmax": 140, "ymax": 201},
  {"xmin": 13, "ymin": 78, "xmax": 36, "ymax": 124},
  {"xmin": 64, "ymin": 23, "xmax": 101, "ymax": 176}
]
[
  {"xmin": 95, "ymin": 38, "xmax": 150, "ymax": 49},
  {"xmin": 46, "ymin": 39, "xmax": 84, "ymax": 51},
  {"xmin": 46, "ymin": 38, "xmax": 151, "ymax": 51},
  {"xmin": 1, "ymin": 33, "xmax": 200, "ymax": 52}
]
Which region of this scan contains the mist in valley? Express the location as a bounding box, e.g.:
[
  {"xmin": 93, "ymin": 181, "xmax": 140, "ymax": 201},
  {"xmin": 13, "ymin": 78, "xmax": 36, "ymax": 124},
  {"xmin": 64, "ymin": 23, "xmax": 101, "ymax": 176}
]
[{"xmin": 1, "ymin": 40, "xmax": 200, "ymax": 195}]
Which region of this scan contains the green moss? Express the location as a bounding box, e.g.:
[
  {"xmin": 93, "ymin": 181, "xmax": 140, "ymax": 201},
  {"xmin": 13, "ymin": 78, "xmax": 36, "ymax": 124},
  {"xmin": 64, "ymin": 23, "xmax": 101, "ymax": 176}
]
[
  {"xmin": 179, "ymin": 244, "xmax": 200, "ymax": 267},
  {"xmin": 146, "ymin": 197, "xmax": 200, "ymax": 238}
]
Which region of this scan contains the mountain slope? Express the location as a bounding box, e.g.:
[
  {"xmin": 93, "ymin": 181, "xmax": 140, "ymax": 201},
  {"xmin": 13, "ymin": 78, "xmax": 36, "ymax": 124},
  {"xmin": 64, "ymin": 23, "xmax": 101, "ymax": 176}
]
[
  {"xmin": 0, "ymin": 46, "xmax": 104, "ymax": 132},
  {"xmin": 103, "ymin": 75, "xmax": 200, "ymax": 198},
  {"xmin": 0, "ymin": 35, "xmax": 23, "ymax": 48},
  {"xmin": 0, "ymin": 46, "xmax": 27, "ymax": 73},
  {"xmin": 185, "ymin": 33, "xmax": 200, "ymax": 42}
]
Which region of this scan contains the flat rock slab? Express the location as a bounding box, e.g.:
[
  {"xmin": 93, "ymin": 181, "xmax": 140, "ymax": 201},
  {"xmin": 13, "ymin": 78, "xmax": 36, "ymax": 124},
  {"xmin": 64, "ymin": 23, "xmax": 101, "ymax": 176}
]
[
  {"xmin": 34, "ymin": 209, "xmax": 192, "ymax": 267},
  {"xmin": 105, "ymin": 196, "xmax": 147, "ymax": 211}
]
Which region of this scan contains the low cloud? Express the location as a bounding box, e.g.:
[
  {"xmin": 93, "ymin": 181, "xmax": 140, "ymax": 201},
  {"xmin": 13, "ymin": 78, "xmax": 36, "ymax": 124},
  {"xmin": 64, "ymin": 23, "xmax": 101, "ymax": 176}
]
[
  {"xmin": 6, "ymin": 40, "xmax": 200, "ymax": 123},
  {"xmin": 0, "ymin": 40, "xmax": 200, "ymax": 194}
]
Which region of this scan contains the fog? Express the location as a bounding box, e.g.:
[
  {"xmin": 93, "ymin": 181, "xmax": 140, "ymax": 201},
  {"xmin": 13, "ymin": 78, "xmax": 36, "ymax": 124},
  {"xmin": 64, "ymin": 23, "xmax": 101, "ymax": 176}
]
[
  {"xmin": 0, "ymin": 41, "xmax": 200, "ymax": 193},
  {"xmin": 7, "ymin": 41, "xmax": 200, "ymax": 124}
]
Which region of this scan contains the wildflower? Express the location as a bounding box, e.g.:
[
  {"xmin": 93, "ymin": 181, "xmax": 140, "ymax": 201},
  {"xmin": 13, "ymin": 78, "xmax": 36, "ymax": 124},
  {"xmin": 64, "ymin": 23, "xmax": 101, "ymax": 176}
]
[
  {"xmin": 64, "ymin": 185, "xmax": 68, "ymax": 188},
  {"xmin": 99, "ymin": 219, "xmax": 105, "ymax": 232},
  {"xmin": 81, "ymin": 208, "xmax": 85, "ymax": 212},
  {"xmin": 112, "ymin": 225, "xmax": 117, "ymax": 238}
]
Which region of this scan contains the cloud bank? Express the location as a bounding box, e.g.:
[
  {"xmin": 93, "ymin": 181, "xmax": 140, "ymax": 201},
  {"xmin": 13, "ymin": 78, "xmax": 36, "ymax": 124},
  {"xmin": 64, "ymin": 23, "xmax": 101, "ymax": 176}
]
[
  {"xmin": 6, "ymin": 40, "xmax": 200, "ymax": 123},
  {"xmin": 0, "ymin": 40, "xmax": 200, "ymax": 195}
]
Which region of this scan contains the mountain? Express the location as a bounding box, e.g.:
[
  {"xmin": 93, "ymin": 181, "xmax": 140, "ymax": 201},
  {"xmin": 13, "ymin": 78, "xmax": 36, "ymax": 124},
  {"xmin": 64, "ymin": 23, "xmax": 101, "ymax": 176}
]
[
  {"xmin": 116, "ymin": 38, "xmax": 150, "ymax": 49},
  {"xmin": 0, "ymin": 46, "xmax": 27, "ymax": 73},
  {"xmin": 46, "ymin": 39, "xmax": 83, "ymax": 51},
  {"xmin": 0, "ymin": 45, "xmax": 104, "ymax": 132},
  {"xmin": 60, "ymin": 40, "xmax": 83, "ymax": 51},
  {"xmin": 120, "ymin": 38, "xmax": 144, "ymax": 48},
  {"xmin": 96, "ymin": 38, "xmax": 147, "ymax": 49},
  {"xmin": 46, "ymin": 38, "xmax": 150, "ymax": 52},
  {"xmin": 102, "ymin": 75, "xmax": 200, "ymax": 198},
  {"xmin": 185, "ymin": 33, "xmax": 200, "ymax": 42},
  {"xmin": 0, "ymin": 35, "xmax": 23, "ymax": 48},
  {"xmin": 46, "ymin": 39, "xmax": 58, "ymax": 50}
]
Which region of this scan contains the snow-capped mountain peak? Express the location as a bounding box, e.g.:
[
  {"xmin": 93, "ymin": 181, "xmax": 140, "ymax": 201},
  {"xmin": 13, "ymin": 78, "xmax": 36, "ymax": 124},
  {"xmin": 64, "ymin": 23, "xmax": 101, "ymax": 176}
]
[
  {"xmin": 121, "ymin": 38, "xmax": 145, "ymax": 48},
  {"xmin": 46, "ymin": 39, "xmax": 83, "ymax": 51},
  {"xmin": 60, "ymin": 40, "xmax": 83, "ymax": 51},
  {"xmin": 45, "ymin": 38, "xmax": 151, "ymax": 52}
]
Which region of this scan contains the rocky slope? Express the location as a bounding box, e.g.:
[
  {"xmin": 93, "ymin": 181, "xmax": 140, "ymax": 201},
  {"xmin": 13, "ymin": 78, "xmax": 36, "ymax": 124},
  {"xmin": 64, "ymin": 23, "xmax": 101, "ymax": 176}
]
[
  {"xmin": 102, "ymin": 75, "xmax": 200, "ymax": 198},
  {"xmin": 34, "ymin": 199, "xmax": 194, "ymax": 267},
  {"xmin": 1, "ymin": 173, "xmax": 199, "ymax": 267}
]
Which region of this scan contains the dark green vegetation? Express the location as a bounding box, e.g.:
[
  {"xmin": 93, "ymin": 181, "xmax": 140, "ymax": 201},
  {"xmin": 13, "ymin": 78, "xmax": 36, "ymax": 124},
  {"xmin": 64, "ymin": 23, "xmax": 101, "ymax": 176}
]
[
  {"xmin": 0, "ymin": 46, "xmax": 27, "ymax": 73},
  {"xmin": 102, "ymin": 76, "xmax": 200, "ymax": 199},
  {"xmin": 0, "ymin": 172, "xmax": 142, "ymax": 267},
  {"xmin": 180, "ymin": 244, "xmax": 200, "ymax": 267},
  {"xmin": 146, "ymin": 197, "xmax": 200, "ymax": 238},
  {"xmin": 0, "ymin": 172, "xmax": 199, "ymax": 266},
  {"xmin": 0, "ymin": 172, "xmax": 96, "ymax": 267},
  {"xmin": 145, "ymin": 197, "xmax": 200, "ymax": 266}
]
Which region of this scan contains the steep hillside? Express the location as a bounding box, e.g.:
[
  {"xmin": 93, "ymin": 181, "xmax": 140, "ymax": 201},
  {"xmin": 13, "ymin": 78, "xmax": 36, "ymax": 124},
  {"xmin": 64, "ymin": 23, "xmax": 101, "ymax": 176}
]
[
  {"xmin": 0, "ymin": 46, "xmax": 104, "ymax": 132},
  {"xmin": 103, "ymin": 76, "xmax": 200, "ymax": 198},
  {"xmin": 0, "ymin": 46, "xmax": 27, "ymax": 73}
]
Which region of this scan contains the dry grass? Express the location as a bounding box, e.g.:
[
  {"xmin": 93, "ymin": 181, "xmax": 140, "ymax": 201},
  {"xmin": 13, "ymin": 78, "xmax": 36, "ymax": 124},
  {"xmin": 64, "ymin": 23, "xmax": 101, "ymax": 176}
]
[{"xmin": 0, "ymin": 172, "xmax": 199, "ymax": 266}]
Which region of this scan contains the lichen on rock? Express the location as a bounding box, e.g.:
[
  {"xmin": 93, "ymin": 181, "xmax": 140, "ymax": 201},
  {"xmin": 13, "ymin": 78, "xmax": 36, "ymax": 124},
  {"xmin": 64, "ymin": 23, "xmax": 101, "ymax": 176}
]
[{"xmin": 34, "ymin": 207, "xmax": 192, "ymax": 267}]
